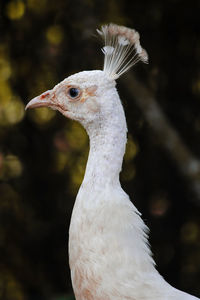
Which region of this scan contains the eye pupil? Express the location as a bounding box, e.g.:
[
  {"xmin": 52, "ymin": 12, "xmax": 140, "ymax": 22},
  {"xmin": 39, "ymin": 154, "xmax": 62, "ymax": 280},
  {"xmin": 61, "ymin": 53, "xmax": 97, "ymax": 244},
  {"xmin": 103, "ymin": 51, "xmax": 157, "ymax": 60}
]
[{"xmin": 69, "ymin": 88, "xmax": 79, "ymax": 98}]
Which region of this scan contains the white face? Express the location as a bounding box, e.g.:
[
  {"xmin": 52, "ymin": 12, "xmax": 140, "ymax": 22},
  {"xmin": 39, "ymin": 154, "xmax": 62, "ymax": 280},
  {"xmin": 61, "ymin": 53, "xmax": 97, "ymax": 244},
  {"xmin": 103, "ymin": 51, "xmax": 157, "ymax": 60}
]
[{"xmin": 26, "ymin": 70, "xmax": 116, "ymax": 127}]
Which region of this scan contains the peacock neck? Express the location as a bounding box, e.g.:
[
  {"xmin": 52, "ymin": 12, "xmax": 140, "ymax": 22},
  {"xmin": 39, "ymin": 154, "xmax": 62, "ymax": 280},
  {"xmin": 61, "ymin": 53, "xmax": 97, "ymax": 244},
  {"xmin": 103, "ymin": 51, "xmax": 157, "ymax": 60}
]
[{"xmin": 81, "ymin": 97, "xmax": 127, "ymax": 192}]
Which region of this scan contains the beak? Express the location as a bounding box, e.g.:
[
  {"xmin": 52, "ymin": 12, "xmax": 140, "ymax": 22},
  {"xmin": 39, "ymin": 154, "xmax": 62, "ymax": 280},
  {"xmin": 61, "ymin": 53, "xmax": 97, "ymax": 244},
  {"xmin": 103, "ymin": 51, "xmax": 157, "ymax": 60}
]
[{"xmin": 25, "ymin": 90, "xmax": 55, "ymax": 110}]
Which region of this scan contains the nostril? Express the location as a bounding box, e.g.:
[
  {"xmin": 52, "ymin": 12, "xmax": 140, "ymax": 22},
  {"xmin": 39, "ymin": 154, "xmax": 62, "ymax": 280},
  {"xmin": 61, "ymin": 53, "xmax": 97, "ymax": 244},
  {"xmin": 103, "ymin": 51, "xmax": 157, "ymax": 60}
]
[{"xmin": 40, "ymin": 92, "xmax": 50, "ymax": 99}]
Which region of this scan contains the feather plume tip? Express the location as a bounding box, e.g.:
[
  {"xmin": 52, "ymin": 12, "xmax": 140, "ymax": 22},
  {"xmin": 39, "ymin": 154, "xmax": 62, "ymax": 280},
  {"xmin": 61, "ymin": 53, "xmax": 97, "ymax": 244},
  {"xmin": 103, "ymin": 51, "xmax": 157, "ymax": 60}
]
[{"xmin": 97, "ymin": 23, "xmax": 148, "ymax": 80}]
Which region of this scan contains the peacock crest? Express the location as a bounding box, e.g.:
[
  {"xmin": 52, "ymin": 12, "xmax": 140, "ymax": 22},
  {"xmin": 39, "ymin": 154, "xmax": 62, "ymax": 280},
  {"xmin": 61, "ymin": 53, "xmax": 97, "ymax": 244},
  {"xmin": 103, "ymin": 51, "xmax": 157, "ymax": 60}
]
[{"xmin": 97, "ymin": 23, "xmax": 148, "ymax": 80}]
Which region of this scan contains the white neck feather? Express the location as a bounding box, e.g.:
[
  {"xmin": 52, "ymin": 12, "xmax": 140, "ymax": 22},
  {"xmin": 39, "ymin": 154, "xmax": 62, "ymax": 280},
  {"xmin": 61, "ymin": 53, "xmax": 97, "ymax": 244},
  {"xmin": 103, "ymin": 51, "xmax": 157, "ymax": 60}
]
[{"xmin": 81, "ymin": 91, "xmax": 127, "ymax": 191}]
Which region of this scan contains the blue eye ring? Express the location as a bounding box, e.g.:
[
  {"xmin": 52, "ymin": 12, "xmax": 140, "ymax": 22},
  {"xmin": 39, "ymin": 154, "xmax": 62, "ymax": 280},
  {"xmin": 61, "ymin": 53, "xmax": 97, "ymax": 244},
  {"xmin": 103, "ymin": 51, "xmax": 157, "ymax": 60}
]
[{"xmin": 68, "ymin": 87, "xmax": 80, "ymax": 99}]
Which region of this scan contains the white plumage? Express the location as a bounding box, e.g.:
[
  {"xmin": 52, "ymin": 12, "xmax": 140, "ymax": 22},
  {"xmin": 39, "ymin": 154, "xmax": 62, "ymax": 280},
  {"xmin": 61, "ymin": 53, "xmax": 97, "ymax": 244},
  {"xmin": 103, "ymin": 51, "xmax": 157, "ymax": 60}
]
[{"xmin": 26, "ymin": 24, "xmax": 199, "ymax": 300}]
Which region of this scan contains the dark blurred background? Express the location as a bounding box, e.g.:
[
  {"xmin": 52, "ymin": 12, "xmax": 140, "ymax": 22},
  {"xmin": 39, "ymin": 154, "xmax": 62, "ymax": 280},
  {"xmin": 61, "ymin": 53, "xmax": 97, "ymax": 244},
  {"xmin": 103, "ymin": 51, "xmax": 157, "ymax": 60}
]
[{"xmin": 0, "ymin": 0, "xmax": 200, "ymax": 299}]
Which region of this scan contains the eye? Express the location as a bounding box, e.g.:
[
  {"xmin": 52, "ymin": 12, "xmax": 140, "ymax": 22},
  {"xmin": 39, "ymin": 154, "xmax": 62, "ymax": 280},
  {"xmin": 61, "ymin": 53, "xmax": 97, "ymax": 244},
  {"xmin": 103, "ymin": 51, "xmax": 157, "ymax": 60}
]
[{"xmin": 68, "ymin": 87, "xmax": 80, "ymax": 99}]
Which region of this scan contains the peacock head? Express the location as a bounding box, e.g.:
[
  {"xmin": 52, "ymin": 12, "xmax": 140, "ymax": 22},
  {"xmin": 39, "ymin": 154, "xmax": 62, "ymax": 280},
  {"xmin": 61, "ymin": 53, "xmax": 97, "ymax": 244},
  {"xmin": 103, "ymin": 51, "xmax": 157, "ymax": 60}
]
[
  {"xmin": 26, "ymin": 24, "xmax": 148, "ymax": 127},
  {"xmin": 25, "ymin": 70, "xmax": 117, "ymax": 126}
]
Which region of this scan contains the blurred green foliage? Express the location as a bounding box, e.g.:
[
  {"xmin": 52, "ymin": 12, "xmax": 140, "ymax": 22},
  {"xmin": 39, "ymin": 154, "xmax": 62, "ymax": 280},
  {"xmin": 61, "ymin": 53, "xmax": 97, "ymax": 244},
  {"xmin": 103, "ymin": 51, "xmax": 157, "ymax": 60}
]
[{"xmin": 0, "ymin": 0, "xmax": 200, "ymax": 299}]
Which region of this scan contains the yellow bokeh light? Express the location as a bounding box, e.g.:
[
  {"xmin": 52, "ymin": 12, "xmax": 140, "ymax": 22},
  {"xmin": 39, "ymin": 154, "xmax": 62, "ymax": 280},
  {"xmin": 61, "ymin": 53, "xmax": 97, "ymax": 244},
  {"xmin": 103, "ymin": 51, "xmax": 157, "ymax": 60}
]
[
  {"xmin": 67, "ymin": 152, "xmax": 88, "ymax": 195},
  {"xmin": 0, "ymin": 58, "xmax": 12, "ymax": 81},
  {"xmin": 54, "ymin": 151, "xmax": 71, "ymax": 173},
  {"xmin": 29, "ymin": 107, "xmax": 56, "ymax": 125},
  {"xmin": 65, "ymin": 122, "xmax": 88, "ymax": 150},
  {"xmin": 121, "ymin": 163, "xmax": 136, "ymax": 182},
  {"xmin": 181, "ymin": 221, "xmax": 199, "ymax": 243},
  {"xmin": 0, "ymin": 154, "xmax": 23, "ymax": 179},
  {"xmin": 0, "ymin": 80, "xmax": 13, "ymax": 104},
  {"xmin": 3, "ymin": 97, "xmax": 25, "ymax": 125},
  {"xmin": 5, "ymin": 154, "xmax": 23, "ymax": 178},
  {"xmin": 6, "ymin": 0, "xmax": 25, "ymax": 20},
  {"xmin": 124, "ymin": 135, "xmax": 138, "ymax": 162},
  {"xmin": 46, "ymin": 25, "xmax": 64, "ymax": 45}
]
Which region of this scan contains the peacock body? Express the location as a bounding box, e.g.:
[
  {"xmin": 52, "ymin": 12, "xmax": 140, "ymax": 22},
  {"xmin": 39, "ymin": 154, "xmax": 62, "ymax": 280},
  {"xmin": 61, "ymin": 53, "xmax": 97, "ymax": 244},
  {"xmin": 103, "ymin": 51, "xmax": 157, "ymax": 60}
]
[{"xmin": 26, "ymin": 24, "xmax": 199, "ymax": 300}]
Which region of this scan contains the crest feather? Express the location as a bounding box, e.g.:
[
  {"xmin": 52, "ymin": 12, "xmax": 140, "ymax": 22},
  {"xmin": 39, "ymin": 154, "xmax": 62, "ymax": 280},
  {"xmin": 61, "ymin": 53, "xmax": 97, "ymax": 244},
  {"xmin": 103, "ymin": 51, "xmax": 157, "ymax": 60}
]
[{"xmin": 97, "ymin": 23, "xmax": 148, "ymax": 80}]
